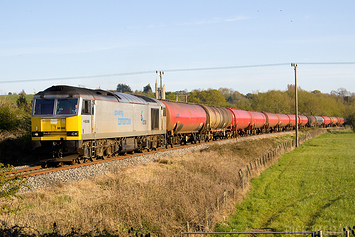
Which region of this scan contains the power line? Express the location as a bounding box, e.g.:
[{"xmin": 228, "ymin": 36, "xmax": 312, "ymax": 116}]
[
  {"xmin": 0, "ymin": 71, "xmax": 155, "ymax": 84},
  {"xmin": 0, "ymin": 62, "xmax": 354, "ymax": 84},
  {"xmin": 164, "ymin": 63, "xmax": 290, "ymax": 72}
]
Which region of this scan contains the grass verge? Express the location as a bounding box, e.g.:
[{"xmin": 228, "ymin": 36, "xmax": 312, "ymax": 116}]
[
  {"xmin": 0, "ymin": 132, "xmax": 298, "ymax": 236},
  {"xmin": 216, "ymin": 129, "xmax": 355, "ymax": 233}
]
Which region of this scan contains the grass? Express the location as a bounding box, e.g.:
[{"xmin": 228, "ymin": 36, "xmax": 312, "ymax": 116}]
[
  {"xmin": 0, "ymin": 94, "xmax": 33, "ymax": 105},
  {"xmin": 216, "ymin": 130, "xmax": 355, "ymax": 233}
]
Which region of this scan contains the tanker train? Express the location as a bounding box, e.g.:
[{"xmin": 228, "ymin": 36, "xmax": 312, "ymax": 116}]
[{"xmin": 31, "ymin": 85, "xmax": 345, "ymax": 162}]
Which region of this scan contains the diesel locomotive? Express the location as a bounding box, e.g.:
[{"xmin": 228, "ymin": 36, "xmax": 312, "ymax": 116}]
[{"xmin": 31, "ymin": 85, "xmax": 345, "ymax": 163}]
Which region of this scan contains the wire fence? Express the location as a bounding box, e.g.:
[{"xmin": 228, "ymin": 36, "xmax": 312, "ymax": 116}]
[
  {"xmin": 181, "ymin": 229, "xmax": 353, "ymax": 237},
  {"xmin": 177, "ymin": 128, "xmax": 347, "ymax": 236}
]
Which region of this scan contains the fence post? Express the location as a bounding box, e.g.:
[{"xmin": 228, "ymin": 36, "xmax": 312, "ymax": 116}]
[
  {"xmin": 318, "ymin": 230, "xmax": 323, "ymax": 237},
  {"xmin": 238, "ymin": 169, "xmax": 244, "ymax": 191},
  {"xmin": 186, "ymin": 222, "xmax": 190, "ymax": 237},
  {"xmin": 204, "ymin": 208, "xmax": 208, "ymax": 232},
  {"xmin": 216, "ymin": 197, "xmax": 219, "ymax": 211},
  {"xmin": 223, "ymin": 190, "xmax": 227, "ymax": 208}
]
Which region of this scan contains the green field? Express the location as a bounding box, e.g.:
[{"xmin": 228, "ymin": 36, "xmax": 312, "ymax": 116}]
[
  {"xmin": 0, "ymin": 94, "xmax": 34, "ymax": 104},
  {"xmin": 217, "ymin": 130, "xmax": 355, "ymax": 233}
]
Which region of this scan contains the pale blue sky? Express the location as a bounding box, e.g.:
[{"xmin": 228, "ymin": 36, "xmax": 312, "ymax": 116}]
[{"xmin": 0, "ymin": 0, "xmax": 354, "ymax": 95}]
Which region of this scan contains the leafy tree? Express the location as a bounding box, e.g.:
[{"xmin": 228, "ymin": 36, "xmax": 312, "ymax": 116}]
[
  {"xmin": 116, "ymin": 84, "xmax": 132, "ymax": 93},
  {"xmin": 0, "ymin": 102, "xmax": 19, "ymax": 131},
  {"xmin": 188, "ymin": 89, "xmax": 226, "ymax": 106},
  {"xmin": 298, "ymin": 90, "xmax": 322, "ymax": 115},
  {"xmin": 165, "ymin": 92, "xmax": 176, "ymax": 101},
  {"xmin": 143, "ymin": 84, "xmax": 152, "ymax": 94},
  {"xmin": 218, "ymin": 87, "xmax": 251, "ymax": 109},
  {"xmin": 252, "ymin": 90, "xmax": 292, "ymax": 113},
  {"xmin": 16, "ymin": 90, "xmax": 28, "ymax": 112},
  {"xmin": 347, "ymin": 112, "xmax": 355, "ymax": 132},
  {"xmin": 311, "ymin": 90, "xmax": 321, "ymax": 95},
  {"xmin": 0, "ymin": 101, "xmax": 31, "ymax": 132}
]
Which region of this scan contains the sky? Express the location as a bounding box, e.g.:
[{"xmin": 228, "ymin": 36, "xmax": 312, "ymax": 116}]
[{"xmin": 0, "ymin": 0, "xmax": 354, "ymax": 95}]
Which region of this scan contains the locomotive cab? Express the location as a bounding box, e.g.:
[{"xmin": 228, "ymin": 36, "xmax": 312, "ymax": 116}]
[{"xmin": 31, "ymin": 93, "xmax": 85, "ymax": 158}]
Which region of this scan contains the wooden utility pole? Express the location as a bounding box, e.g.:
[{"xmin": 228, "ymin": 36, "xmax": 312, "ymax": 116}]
[{"xmin": 291, "ymin": 63, "xmax": 298, "ymax": 147}]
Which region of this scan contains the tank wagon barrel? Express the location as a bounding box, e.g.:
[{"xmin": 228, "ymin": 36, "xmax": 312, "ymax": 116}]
[
  {"xmin": 321, "ymin": 116, "xmax": 331, "ymax": 127},
  {"xmin": 247, "ymin": 111, "xmax": 266, "ymax": 134},
  {"xmin": 160, "ymin": 100, "xmax": 206, "ymax": 145},
  {"xmin": 298, "ymin": 115, "xmax": 308, "ymax": 127},
  {"xmin": 286, "ymin": 114, "xmax": 297, "ymax": 128},
  {"xmin": 329, "ymin": 117, "xmax": 338, "ymax": 126},
  {"xmin": 314, "ymin": 116, "xmax": 324, "ymax": 126},
  {"xmin": 227, "ymin": 108, "xmax": 252, "ymax": 135},
  {"xmin": 307, "ymin": 115, "xmax": 317, "ymax": 127},
  {"xmin": 276, "ymin": 113, "xmax": 290, "ymax": 131},
  {"xmin": 262, "ymin": 112, "xmax": 279, "ymax": 132}
]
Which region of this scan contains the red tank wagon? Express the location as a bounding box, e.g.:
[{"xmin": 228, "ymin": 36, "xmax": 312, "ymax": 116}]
[
  {"xmin": 263, "ymin": 112, "xmax": 279, "ymax": 131},
  {"xmin": 276, "ymin": 113, "xmax": 290, "ymax": 131},
  {"xmin": 321, "ymin": 116, "xmax": 331, "ymax": 127},
  {"xmin": 298, "ymin": 115, "xmax": 308, "ymax": 127},
  {"xmin": 160, "ymin": 100, "xmax": 206, "ymax": 137},
  {"xmin": 287, "ymin": 114, "xmax": 297, "ymax": 128},
  {"xmin": 248, "ymin": 111, "xmax": 266, "ymax": 133},
  {"xmin": 227, "ymin": 108, "xmax": 252, "ymax": 135}
]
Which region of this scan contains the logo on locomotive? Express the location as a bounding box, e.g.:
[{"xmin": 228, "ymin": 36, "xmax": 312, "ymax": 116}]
[
  {"xmin": 141, "ymin": 110, "xmax": 147, "ymax": 125},
  {"xmin": 114, "ymin": 110, "xmax": 131, "ymax": 125}
]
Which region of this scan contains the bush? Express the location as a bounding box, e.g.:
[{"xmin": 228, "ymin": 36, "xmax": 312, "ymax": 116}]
[
  {"xmin": 0, "ymin": 164, "xmax": 27, "ymax": 214},
  {"xmin": 346, "ymin": 112, "xmax": 355, "ymax": 132},
  {"xmin": 0, "ymin": 101, "xmax": 30, "ymax": 132}
]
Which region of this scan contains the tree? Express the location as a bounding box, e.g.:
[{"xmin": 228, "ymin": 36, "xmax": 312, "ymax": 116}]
[
  {"xmin": 251, "ymin": 90, "xmax": 292, "ymax": 113},
  {"xmin": 16, "ymin": 90, "xmax": 27, "ymax": 108},
  {"xmin": 116, "ymin": 84, "xmax": 132, "ymax": 93},
  {"xmin": 347, "ymin": 112, "xmax": 355, "ymax": 132},
  {"xmin": 143, "ymin": 84, "xmax": 152, "ymax": 94},
  {"xmin": 188, "ymin": 89, "xmax": 226, "ymax": 106}
]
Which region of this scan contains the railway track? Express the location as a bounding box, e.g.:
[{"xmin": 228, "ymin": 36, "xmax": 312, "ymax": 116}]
[
  {"xmin": 7, "ymin": 136, "xmax": 225, "ymax": 179},
  {"xmin": 8, "ymin": 129, "xmax": 316, "ymax": 180}
]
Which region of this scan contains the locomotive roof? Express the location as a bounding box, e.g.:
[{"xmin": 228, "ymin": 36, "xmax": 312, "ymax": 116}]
[{"xmin": 35, "ymin": 85, "xmax": 164, "ymax": 105}]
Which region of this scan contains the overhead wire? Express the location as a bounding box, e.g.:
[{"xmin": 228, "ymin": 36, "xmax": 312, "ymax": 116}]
[{"xmin": 0, "ymin": 62, "xmax": 354, "ymax": 84}]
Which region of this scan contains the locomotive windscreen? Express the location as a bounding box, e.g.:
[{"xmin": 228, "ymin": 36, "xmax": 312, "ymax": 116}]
[
  {"xmin": 33, "ymin": 98, "xmax": 78, "ymax": 116},
  {"xmin": 33, "ymin": 99, "xmax": 55, "ymax": 115}
]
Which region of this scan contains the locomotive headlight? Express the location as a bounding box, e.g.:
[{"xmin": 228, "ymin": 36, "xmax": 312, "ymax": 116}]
[
  {"xmin": 32, "ymin": 132, "xmax": 43, "ymax": 137},
  {"xmin": 67, "ymin": 131, "xmax": 79, "ymax": 136}
]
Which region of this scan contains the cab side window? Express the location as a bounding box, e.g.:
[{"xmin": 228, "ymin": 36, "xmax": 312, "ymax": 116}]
[{"xmin": 82, "ymin": 100, "xmax": 92, "ymax": 115}]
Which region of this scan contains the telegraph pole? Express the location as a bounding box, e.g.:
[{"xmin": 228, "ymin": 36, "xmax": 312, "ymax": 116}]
[
  {"xmin": 291, "ymin": 63, "xmax": 298, "ymax": 147},
  {"xmin": 155, "ymin": 71, "xmax": 165, "ymax": 99}
]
